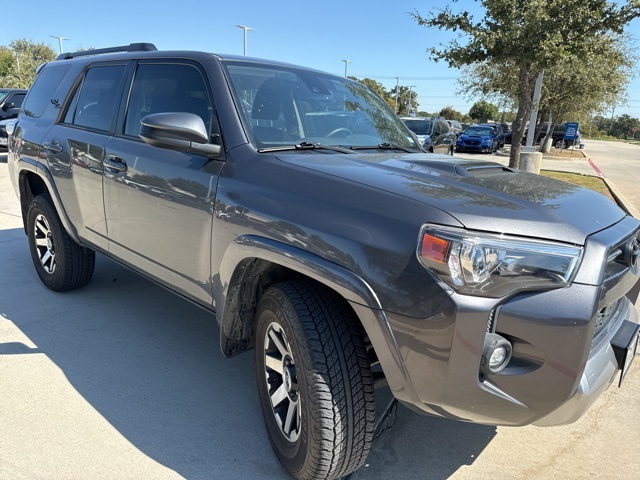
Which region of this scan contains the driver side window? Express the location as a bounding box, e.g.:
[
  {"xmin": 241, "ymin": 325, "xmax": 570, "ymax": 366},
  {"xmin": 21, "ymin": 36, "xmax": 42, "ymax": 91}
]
[{"xmin": 124, "ymin": 63, "xmax": 212, "ymax": 138}]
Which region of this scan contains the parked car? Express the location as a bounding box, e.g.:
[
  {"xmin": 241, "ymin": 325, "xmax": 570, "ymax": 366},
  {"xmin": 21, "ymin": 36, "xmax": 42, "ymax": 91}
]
[
  {"xmin": 8, "ymin": 43, "xmax": 640, "ymax": 480},
  {"xmin": 500, "ymin": 123, "xmax": 512, "ymax": 144},
  {"xmin": 0, "ymin": 118, "xmax": 18, "ymax": 149},
  {"xmin": 456, "ymin": 124, "xmax": 501, "ymax": 153},
  {"xmin": 446, "ymin": 119, "xmax": 463, "ymax": 137},
  {"xmin": 401, "ymin": 116, "xmax": 456, "ymax": 155},
  {"xmin": 0, "ymin": 88, "xmax": 27, "ymax": 121},
  {"xmin": 525, "ymin": 123, "xmax": 581, "ymax": 148}
]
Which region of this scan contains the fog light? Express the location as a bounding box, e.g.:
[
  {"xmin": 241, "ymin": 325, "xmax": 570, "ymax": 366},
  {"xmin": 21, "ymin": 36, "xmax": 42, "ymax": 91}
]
[{"xmin": 481, "ymin": 333, "xmax": 512, "ymax": 375}]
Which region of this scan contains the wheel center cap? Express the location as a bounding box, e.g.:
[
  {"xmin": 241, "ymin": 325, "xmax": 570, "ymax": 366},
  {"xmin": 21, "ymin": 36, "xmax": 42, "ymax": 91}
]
[
  {"xmin": 47, "ymin": 236, "xmax": 53, "ymax": 250},
  {"xmin": 283, "ymin": 369, "xmax": 291, "ymax": 392}
]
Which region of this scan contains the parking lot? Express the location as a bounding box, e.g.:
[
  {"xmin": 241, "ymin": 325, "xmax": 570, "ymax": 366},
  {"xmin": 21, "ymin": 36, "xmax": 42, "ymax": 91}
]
[{"xmin": 2, "ymin": 151, "xmax": 640, "ymax": 479}]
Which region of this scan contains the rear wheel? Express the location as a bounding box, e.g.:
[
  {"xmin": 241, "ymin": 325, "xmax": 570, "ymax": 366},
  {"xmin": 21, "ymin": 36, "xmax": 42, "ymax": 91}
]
[
  {"xmin": 255, "ymin": 281, "xmax": 375, "ymax": 480},
  {"xmin": 27, "ymin": 194, "xmax": 95, "ymax": 291}
]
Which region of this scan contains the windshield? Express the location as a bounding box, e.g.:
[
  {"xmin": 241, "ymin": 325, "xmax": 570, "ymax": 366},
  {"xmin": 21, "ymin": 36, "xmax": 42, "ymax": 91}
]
[
  {"xmin": 0, "ymin": 91, "xmax": 9, "ymax": 102},
  {"xmin": 224, "ymin": 62, "xmax": 420, "ymax": 151},
  {"xmin": 464, "ymin": 126, "xmax": 493, "ymax": 136},
  {"xmin": 403, "ymin": 119, "xmax": 433, "ymax": 136}
]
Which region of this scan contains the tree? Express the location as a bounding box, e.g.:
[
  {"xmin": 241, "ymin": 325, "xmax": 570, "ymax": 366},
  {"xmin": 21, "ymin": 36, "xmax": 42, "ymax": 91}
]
[
  {"xmin": 389, "ymin": 85, "xmax": 420, "ymax": 116},
  {"xmin": 438, "ymin": 106, "xmax": 463, "ymax": 120},
  {"xmin": 468, "ymin": 100, "xmax": 499, "ymax": 121},
  {"xmin": 610, "ymin": 114, "xmax": 640, "ymax": 138},
  {"xmin": 412, "ymin": 0, "xmax": 640, "ymax": 169},
  {"xmin": 0, "ymin": 39, "xmax": 56, "ymax": 89}
]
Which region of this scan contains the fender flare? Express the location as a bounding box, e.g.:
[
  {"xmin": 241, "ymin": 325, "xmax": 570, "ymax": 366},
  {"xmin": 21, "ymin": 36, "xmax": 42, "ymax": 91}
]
[
  {"xmin": 17, "ymin": 158, "xmax": 80, "ymax": 244},
  {"xmin": 215, "ymin": 235, "xmax": 416, "ymax": 402}
]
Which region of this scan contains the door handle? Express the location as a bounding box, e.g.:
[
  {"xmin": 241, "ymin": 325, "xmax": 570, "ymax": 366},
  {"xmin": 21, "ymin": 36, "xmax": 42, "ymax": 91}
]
[
  {"xmin": 43, "ymin": 140, "xmax": 63, "ymax": 153},
  {"xmin": 104, "ymin": 155, "xmax": 127, "ymax": 174}
]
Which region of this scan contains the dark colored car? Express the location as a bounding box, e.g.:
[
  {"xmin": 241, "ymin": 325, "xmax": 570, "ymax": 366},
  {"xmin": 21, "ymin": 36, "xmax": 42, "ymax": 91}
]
[
  {"xmin": 456, "ymin": 124, "xmax": 501, "ymax": 153},
  {"xmin": 8, "ymin": 44, "xmax": 640, "ymax": 480},
  {"xmin": 0, "ymin": 88, "xmax": 27, "ymax": 149},
  {"xmin": 500, "ymin": 123, "xmax": 512, "ymax": 144},
  {"xmin": 401, "ymin": 116, "xmax": 456, "ymax": 155},
  {"xmin": 525, "ymin": 123, "xmax": 581, "ymax": 148}
]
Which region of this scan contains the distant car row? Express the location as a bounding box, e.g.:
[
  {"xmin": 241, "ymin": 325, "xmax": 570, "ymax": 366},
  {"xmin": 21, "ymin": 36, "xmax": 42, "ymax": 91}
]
[{"xmin": 401, "ymin": 117, "xmax": 512, "ymax": 155}]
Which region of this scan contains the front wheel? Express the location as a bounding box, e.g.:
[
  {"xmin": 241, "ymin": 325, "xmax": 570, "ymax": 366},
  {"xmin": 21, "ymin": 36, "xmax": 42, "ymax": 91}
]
[
  {"xmin": 255, "ymin": 281, "xmax": 375, "ymax": 480},
  {"xmin": 27, "ymin": 194, "xmax": 95, "ymax": 291}
]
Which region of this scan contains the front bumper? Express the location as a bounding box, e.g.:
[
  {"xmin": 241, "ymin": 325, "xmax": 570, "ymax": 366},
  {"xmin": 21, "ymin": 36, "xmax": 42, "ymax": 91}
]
[{"xmin": 379, "ymin": 217, "xmax": 640, "ymax": 427}]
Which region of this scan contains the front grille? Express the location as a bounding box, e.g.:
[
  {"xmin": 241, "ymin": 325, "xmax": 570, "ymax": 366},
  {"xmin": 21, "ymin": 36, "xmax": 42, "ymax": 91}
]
[{"xmin": 593, "ymin": 298, "xmax": 624, "ymax": 343}]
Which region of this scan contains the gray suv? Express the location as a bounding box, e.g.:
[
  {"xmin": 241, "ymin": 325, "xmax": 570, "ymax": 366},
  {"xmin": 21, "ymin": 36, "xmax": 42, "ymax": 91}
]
[{"xmin": 8, "ymin": 44, "xmax": 640, "ymax": 480}]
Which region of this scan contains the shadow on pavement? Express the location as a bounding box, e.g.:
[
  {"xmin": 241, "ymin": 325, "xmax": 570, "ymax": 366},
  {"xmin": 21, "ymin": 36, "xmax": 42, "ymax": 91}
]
[{"xmin": 1, "ymin": 233, "xmax": 495, "ymax": 479}]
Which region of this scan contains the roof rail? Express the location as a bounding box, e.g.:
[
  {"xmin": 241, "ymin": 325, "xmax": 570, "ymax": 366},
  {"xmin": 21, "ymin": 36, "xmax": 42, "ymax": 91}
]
[{"xmin": 56, "ymin": 43, "xmax": 157, "ymax": 60}]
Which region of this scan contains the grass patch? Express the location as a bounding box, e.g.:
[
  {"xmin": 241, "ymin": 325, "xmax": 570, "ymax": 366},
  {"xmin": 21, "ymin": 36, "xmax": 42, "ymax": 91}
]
[
  {"xmin": 541, "ymin": 170, "xmax": 616, "ymax": 202},
  {"xmin": 542, "ymin": 148, "xmax": 585, "ymax": 159}
]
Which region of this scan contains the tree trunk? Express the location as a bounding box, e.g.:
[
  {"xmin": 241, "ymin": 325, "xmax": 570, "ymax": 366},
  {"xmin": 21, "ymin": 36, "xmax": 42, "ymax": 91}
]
[{"xmin": 508, "ymin": 67, "xmax": 537, "ymax": 169}]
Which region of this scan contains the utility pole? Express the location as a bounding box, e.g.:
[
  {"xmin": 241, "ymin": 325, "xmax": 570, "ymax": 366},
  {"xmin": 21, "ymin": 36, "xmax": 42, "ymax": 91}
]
[
  {"xmin": 525, "ymin": 71, "xmax": 544, "ymax": 148},
  {"xmin": 236, "ymin": 25, "xmax": 254, "ymax": 56},
  {"xmin": 50, "ymin": 35, "xmax": 69, "ymax": 54},
  {"xmin": 342, "ymin": 60, "xmax": 350, "ymax": 78}
]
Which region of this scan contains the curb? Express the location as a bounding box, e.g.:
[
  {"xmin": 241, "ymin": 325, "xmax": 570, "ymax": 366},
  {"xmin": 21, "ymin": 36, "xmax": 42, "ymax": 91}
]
[{"xmin": 602, "ymin": 177, "xmax": 640, "ymax": 219}]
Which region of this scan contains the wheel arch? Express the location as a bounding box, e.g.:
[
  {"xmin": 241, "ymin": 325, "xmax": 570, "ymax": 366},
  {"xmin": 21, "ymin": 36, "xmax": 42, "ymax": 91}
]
[
  {"xmin": 17, "ymin": 161, "xmax": 79, "ymax": 243},
  {"xmin": 216, "ymin": 235, "xmax": 383, "ymax": 357}
]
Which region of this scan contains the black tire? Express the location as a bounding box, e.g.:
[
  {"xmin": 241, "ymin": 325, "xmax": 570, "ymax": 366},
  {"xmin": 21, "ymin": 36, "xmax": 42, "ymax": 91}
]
[
  {"xmin": 27, "ymin": 194, "xmax": 95, "ymax": 291},
  {"xmin": 555, "ymin": 139, "xmax": 566, "ymax": 149},
  {"xmin": 254, "ymin": 281, "xmax": 375, "ymax": 480}
]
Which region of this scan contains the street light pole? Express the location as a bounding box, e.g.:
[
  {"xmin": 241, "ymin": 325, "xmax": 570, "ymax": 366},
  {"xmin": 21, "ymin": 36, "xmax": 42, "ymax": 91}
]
[
  {"xmin": 236, "ymin": 25, "xmax": 254, "ymax": 56},
  {"xmin": 394, "ymin": 77, "xmax": 400, "ymax": 113},
  {"xmin": 342, "ymin": 59, "xmax": 350, "ymax": 78},
  {"xmin": 50, "ymin": 35, "xmax": 69, "ymax": 54}
]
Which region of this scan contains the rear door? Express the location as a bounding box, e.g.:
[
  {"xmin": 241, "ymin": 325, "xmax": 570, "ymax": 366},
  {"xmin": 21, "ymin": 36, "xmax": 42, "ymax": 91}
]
[
  {"xmin": 103, "ymin": 60, "xmax": 223, "ymax": 306},
  {"xmin": 39, "ymin": 62, "xmax": 128, "ymax": 250}
]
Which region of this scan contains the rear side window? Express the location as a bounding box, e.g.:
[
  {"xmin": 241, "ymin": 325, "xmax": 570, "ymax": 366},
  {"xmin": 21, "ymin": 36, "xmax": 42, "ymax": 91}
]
[
  {"xmin": 67, "ymin": 65, "xmax": 126, "ymax": 132},
  {"xmin": 23, "ymin": 65, "xmax": 71, "ymax": 118},
  {"xmin": 124, "ymin": 63, "xmax": 212, "ymax": 137}
]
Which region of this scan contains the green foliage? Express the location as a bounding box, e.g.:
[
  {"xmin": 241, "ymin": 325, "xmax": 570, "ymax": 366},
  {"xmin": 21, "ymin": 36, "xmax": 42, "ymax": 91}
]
[
  {"xmin": 389, "ymin": 85, "xmax": 420, "ymax": 116},
  {"xmin": 438, "ymin": 106, "xmax": 463, "ymax": 120},
  {"xmin": 469, "ymin": 100, "xmax": 499, "ymax": 121},
  {"xmin": 412, "ymin": 0, "xmax": 640, "ymax": 168},
  {"xmin": 0, "ymin": 38, "xmax": 56, "ymax": 89},
  {"xmin": 610, "ymin": 114, "xmax": 640, "ymax": 138}
]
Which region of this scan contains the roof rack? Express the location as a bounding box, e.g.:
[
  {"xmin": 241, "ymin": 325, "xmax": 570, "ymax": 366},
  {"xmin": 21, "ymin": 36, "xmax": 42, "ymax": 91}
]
[{"xmin": 56, "ymin": 43, "xmax": 157, "ymax": 61}]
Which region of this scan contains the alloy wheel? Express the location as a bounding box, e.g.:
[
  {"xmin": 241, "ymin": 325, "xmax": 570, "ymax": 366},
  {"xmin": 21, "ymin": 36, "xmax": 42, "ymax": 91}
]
[
  {"xmin": 34, "ymin": 214, "xmax": 56, "ymax": 274},
  {"xmin": 263, "ymin": 321, "xmax": 301, "ymax": 442}
]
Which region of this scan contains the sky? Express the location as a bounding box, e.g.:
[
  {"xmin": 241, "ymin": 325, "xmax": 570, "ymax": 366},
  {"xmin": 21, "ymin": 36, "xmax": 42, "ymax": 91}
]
[{"xmin": 3, "ymin": 0, "xmax": 640, "ymax": 118}]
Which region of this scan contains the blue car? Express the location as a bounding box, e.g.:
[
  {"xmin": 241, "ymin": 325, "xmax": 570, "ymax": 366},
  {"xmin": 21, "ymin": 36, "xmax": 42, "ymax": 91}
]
[{"xmin": 456, "ymin": 125, "xmax": 500, "ymax": 153}]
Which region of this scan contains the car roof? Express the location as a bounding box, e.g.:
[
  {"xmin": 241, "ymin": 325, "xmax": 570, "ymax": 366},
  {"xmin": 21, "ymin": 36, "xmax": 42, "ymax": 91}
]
[{"xmin": 50, "ymin": 43, "xmax": 329, "ymax": 75}]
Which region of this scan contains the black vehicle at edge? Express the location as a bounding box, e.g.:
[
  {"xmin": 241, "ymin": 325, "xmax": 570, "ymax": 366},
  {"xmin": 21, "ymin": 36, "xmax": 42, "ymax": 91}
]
[{"xmin": 8, "ymin": 44, "xmax": 640, "ymax": 480}]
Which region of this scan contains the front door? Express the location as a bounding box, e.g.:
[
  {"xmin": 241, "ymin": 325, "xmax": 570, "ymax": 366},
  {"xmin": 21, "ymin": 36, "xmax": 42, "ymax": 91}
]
[{"xmin": 103, "ymin": 61, "xmax": 223, "ymax": 305}]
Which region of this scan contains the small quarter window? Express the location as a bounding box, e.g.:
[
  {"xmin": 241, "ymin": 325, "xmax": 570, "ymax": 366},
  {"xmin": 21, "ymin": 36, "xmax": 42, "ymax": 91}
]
[{"xmin": 23, "ymin": 65, "xmax": 71, "ymax": 118}]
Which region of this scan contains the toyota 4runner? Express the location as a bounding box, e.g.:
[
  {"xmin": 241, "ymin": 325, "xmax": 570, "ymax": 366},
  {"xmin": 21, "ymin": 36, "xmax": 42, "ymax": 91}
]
[{"xmin": 8, "ymin": 43, "xmax": 640, "ymax": 480}]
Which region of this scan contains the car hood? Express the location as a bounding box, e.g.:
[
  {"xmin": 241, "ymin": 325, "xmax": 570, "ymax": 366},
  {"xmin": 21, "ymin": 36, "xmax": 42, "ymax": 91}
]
[
  {"xmin": 460, "ymin": 133, "xmax": 491, "ymax": 140},
  {"xmin": 276, "ymin": 152, "xmax": 625, "ymax": 244}
]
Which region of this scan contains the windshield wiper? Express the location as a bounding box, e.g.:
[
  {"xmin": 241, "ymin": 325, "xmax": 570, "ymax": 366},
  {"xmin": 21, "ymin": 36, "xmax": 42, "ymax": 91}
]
[
  {"xmin": 258, "ymin": 142, "xmax": 354, "ymax": 154},
  {"xmin": 348, "ymin": 142, "xmax": 415, "ymax": 153}
]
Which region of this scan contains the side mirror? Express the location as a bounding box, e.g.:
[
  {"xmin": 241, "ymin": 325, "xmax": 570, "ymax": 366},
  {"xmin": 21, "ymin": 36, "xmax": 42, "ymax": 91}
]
[{"xmin": 139, "ymin": 112, "xmax": 221, "ymax": 157}]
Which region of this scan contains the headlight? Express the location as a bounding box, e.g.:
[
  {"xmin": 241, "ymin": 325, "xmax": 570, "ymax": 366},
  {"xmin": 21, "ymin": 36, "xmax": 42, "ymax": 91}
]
[
  {"xmin": 417, "ymin": 224, "xmax": 583, "ymax": 298},
  {"xmin": 481, "ymin": 138, "xmax": 492, "ymax": 145}
]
